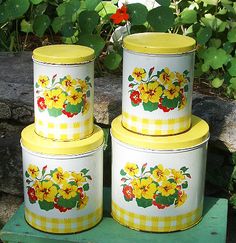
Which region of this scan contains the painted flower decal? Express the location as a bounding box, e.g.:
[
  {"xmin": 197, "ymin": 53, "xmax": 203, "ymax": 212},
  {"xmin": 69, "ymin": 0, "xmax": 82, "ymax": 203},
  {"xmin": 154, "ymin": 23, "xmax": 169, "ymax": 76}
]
[
  {"xmin": 38, "ymin": 75, "xmax": 49, "ymax": 88},
  {"xmin": 132, "ymin": 67, "xmax": 146, "ymax": 82},
  {"xmin": 44, "ymin": 88, "xmax": 66, "ymax": 109},
  {"xmin": 61, "ymin": 75, "xmax": 77, "ymax": 91},
  {"xmin": 67, "ymin": 89, "xmax": 83, "ymax": 105},
  {"xmin": 130, "ymin": 90, "xmax": 142, "ymax": 105},
  {"xmin": 140, "ymin": 82, "xmax": 163, "ymax": 103},
  {"xmin": 27, "ymin": 164, "xmax": 39, "ymax": 179},
  {"xmin": 110, "ymin": 5, "xmax": 129, "ymax": 24},
  {"xmin": 120, "ymin": 163, "xmax": 191, "ymax": 209}
]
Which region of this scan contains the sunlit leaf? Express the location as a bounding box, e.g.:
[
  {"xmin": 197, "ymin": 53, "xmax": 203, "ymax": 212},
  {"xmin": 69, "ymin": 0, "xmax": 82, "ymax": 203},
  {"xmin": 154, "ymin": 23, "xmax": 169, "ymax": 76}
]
[
  {"xmin": 211, "ymin": 78, "xmax": 224, "ymax": 88},
  {"xmin": 180, "ymin": 9, "xmax": 197, "ymax": 24},
  {"xmin": 85, "ymin": 0, "xmax": 101, "ymax": 10},
  {"xmin": 21, "ymin": 19, "xmax": 33, "ymax": 33},
  {"xmin": 227, "ymin": 28, "xmax": 236, "ymax": 43},
  {"xmin": 227, "ymin": 58, "xmax": 236, "ymax": 76},
  {"xmin": 30, "ymin": 0, "xmax": 43, "ymax": 4},
  {"xmin": 95, "ymin": 1, "xmax": 117, "ymax": 18}
]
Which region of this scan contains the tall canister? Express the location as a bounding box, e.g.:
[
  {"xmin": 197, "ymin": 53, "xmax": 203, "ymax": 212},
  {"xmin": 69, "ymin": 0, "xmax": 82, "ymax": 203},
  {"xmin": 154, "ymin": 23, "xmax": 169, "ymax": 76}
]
[
  {"xmin": 21, "ymin": 124, "xmax": 104, "ymax": 233},
  {"xmin": 33, "ymin": 45, "xmax": 95, "ymax": 141},
  {"xmin": 122, "ymin": 33, "xmax": 196, "ymax": 135},
  {"xmin": 111, "ymin": 115, "xmax": 209, "ymax": 232}
]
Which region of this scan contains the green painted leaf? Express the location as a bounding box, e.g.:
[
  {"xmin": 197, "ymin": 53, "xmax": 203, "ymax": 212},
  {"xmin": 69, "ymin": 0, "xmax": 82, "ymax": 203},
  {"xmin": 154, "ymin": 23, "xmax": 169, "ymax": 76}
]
[
  {"xmin": 227, "ymin": 28, "xmax": 236, "ymax": 43},
  {"xmin": 150, "ymin": 166, "xmax": 158, "ymax": 174},
  {"xmin": 85, "ymin": 0, "xmax": 101, "ymax": 10},
  {"xmin": 180, "ymin": 166, "xmax": 188, "ymax": 172},
  {"xmin": 227, "ymin": 58, "xmax": 236, "ymax": 76},
  {"xmin": 61, "ymin": 22, "xmax": 76, "ymax": 37},
  {"xmin": 25, "ymin": 171, "xmax": 30, "ymax": 178},
  {"xmin": 128, "ymin": 75, "xmax": 134, "ymax": 82},
  {"xmin": 180, "ymin": 9, "xmax": 197, "ymax": 24},
  {"xmin": 6, "ymin": 0, "xmax": 30, "ymax": 20},
  {"xmin": 65, "ymin": 103, "xmax": 81, "ymax": 113},
  {"xmin": 147, "ymin": 6, "xmax": 174, "ymax": 32},
  {"xmin": 58, "ymin": 194, "xmax": 79, "ymax": 209},
  {"xmin": 120, "ymin": 169, "xmax": 127, "ymax": 176},
  {"xmin": 127, "ymin": 3, "xmax": 148, "ymax": 25},
  {"xmin": 86, "ymin": 90, "xmax": 90, "ymax": 97},
  {"xmin": 30, "ymin": 0, "xmax": 43, "ymax": 4},
  {"xmin": 85, "ymin": 175, "xmax": 92, "ymax": 180},
  {"xmin": 78, "ymin": 34, "xmax": 105, "ymax": 57},
  {"xmin": 136, "ymin": 197, "xmax": 153, "ymax": 208},
  {"xmin": 83, "ymin": 183, "xmax": 89, "ymax": 191},
  {"xmin": 69, "ymin": 181, "xmax": 77, "ymax": 186},
  {"xmin": 211, "ymin": 78, "xmax": 224, "ymax": 88},
  {"xmin": 155, "ymin": 0, "xmax": 170, "ymax": 6},
  {"xmin": 182, "ymin": 181, "xmax": 188, "ymax": 189},
  {"xmin": 142, "ymin": 101, "xmax": 158, "ymax": 112},
  {"xmin": 79, "ymin": 10, "xmax": 99, "ymax": 34},
  {"xmin": 196, "ymin": 27, "xmax": 212, "ymax": 45},
  {"xmin": 161, "ymin": 97, "xmax": 179, "ymax": 109},
  {"xmin": 48, "ymin": 108, "xmax": 62, "ymax": 117},
  {"xmin": 131, "ymin": 101, "xmax": 139, "ymax": 107},
  {"xmin": 20, "ymin": 19, "xmax": 33, "ymax": 33},
  {"xmin": 81, "ymin": 168, "xmax": 89, "ymax": 175},
  {"xmin": 104, "ymin": 52, "xmax": 122, "ymax": 70},
  {"xmin": 38, "ymin": 200, "xmax": 54, "ymax": 211},
  {"xmin": 33, "ymin": 14, "xmax": 50, "ymax": 37},
  {"xmin": 155, "ymin": 193, "xmax": 177, "ymax": 206},
  {"xmin": 184, "ymin": 85, "xmax": 188, "ymax": 92},
  {"xmin": 141, "ymin": 163, "xmax": 147, "ymax": 174}
]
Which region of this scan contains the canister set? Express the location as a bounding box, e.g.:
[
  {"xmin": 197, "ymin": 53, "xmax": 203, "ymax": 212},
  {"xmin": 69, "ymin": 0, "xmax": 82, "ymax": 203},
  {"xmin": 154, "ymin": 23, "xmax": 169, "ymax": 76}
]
[{"xmin": 21, "ymin": 33, "xmax": 209, "ymax": 234}]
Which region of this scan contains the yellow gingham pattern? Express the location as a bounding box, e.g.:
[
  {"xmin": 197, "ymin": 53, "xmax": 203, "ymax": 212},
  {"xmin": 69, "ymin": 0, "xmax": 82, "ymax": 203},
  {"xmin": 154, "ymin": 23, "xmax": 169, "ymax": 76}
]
[
  {"xmin": 35, "ymin": 116, "xmax": 93, "ymax": 141},
  {"xmin": 112, "ymin": 201, "xmax": 202, "ymax": 232},
  {"xmin": 122, "ymin": 112, "xmax": 191, "ymax": 135},
  {"xmin": 25, "ymin": 206, "xmax": 102, "ymax": 233}
]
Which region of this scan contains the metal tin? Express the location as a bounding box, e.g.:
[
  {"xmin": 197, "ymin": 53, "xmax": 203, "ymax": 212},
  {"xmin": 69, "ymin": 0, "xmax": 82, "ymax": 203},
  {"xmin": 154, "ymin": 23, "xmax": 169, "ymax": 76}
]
[
  {"xmin": 111, "ymin": 115, "xmax": 209, "ymax": 232},
  {"xmin": 21, "ymin": 124, "xmax": 104, "ymax": 234},
  {"xmin": 33, "ymin": 44, "xmax": 95, "ymax": 141},
  {"xmin": 122, "ymin": 33, "xmax": 196, "ymax": 135}
]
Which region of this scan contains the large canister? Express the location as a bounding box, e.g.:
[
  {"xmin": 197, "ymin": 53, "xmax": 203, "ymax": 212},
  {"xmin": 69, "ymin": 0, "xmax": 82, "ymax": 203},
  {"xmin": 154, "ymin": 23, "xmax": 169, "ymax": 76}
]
[
  {"xmin": 21, "ymin": 124, "xmax": 103, "ymax": 234},
  {"xmin": 33, "ymin": 45, "xmax": 95, "ymax": 141},
  {"xmin": 111, "ymin": 115, "xmax": 209, "ymax": 232},
  {"xmin": 122, "ymin": 33, "xmax": 196, "ymax": 135}
]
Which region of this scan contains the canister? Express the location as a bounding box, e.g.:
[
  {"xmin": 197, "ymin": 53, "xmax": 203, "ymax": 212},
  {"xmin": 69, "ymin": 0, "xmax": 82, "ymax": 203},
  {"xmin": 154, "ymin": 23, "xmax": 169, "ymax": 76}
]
[
  {"xmin": 111, "ymin": 115, "xmax": 209, "ymax": 232},
  {"xmin": 21, "ymin": 124, "xmax": 104, "ymax": 233},
  {"xmin": 122, "ymin": 33, "xmax": 196, "ymax": 135},
  {"xmin": 33, "ymin": 44, "xmax": 95, "ymax": 141}
]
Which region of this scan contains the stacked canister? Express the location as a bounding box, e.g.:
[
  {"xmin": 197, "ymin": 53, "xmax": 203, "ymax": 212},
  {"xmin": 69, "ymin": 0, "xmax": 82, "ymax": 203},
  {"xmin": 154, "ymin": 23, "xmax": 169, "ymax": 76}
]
[
  {"xmin": 21, "ymin": 45, "xmax": 104, "ymax": 233},
  {"xmin": 111, "ymin": 33, "xmax": 210, "ymax": 232}
]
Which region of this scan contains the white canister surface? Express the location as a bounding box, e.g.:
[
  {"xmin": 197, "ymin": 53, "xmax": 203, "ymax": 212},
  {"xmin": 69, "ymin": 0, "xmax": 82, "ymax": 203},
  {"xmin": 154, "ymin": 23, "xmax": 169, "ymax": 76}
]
[
  {"xmin": 33, "ymin": 45, "xmax": 95, "ymax": 141},
  {"xmin": 21, "ymin": 124, "xmax": 104, "ymax": 233},
  {"xmin": 122, "ymin": 33, "xmax": 196, "ymax": 135},
  {"xmin": 111, "ymin": 115, "xmax": 209, "ymax": 232}
]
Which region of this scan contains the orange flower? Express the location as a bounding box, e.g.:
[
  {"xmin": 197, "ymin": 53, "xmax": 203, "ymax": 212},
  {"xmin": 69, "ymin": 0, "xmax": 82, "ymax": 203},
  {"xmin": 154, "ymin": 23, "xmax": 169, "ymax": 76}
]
[{"xmin": 110, "ymin": 5, "xmax": 129, "ymax": 24}]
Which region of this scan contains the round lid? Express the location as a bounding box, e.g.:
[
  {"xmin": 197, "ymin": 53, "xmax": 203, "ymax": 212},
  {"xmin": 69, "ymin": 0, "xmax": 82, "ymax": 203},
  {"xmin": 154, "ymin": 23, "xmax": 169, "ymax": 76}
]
[
  {"xmin": 111, "ymin": 115, "xmax": 209, "ymax": 150},
  {"xmin": 21, "ymin": 124, "xmax": 104, "ymax": 155},
  {"xmin": 33, "ymin": 44, "xmax": 95, "ymax": 64},
  {"xmin": 123, "ymin": 33, "xmax": 196, "ymax": 54}
]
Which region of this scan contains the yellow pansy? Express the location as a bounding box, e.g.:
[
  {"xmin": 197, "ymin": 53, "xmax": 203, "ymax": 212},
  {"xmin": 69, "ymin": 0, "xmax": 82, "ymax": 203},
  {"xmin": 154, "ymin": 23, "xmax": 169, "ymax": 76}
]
[
  {"xmin": 78, "ymin": 79, "xmax": 88, "ymax": 92},
  {"xmin": 67, "ymin": 89, "xmax": 83, "ymax": 105},
  {"xmin": 132, "ymin": 177, "xmax": 157, "ymax": 200},
  {"xmin": 158, "ymin": 180, "xmax": 177, "ymax": 197},
  {"xmin": 52, "ymin": 167, "xmax": 70, "ymax": 185},
  {"xmin": 175, "ymin": 191, "xmax": 187, "ymax": 207},
  {"xmin": 71, "ymin": 172, "xmax": 86, "ymax": 186},
  {"xmin": 61, "ymin": 75, "xmax": 76, "ymax": 91},
  {"xmin": 171, "ymin": 169, "xmax": 185, "ymax": 184},
  {"xmin": 163, "ymin": 84, "xmax": 180, "ymax": 100},
  {"xmin": 176, "ymin": 72, "xmax": 187, "ymax": 87},
  {"xmin": 159, "ymin": 67, "xmax": 175, "ymax": 86},
  {"xmin": 124, "ymin": 163, "xmax": 139, "ymax": 177},
  {"xmin": 44, "ymin": 88, "xmax": 66, "ymax": 109},
  {"xmin": 132, "ymin": 68, "xmax": 146, "ymax": 81},
  {"xmin": 58, "ymin": 183, "xmax": 77, "ymax": 200},
  {"xmin": 36, "ymin": 181, "xmax": 58, "ymax": 202},
  {"xmin": 27, "ymin": 164, "xmax": 39, "ymax": 179},
  {"xmin": 38, "ymin": 75, "xmax": 49, "ymax": 88},
  {"xmin": 82, "ymin": 100, "xmax": 90, "ymax": 115},
  {"xmin": 78, "ymin": 195, "xmax": 89, "ymax": 209},
  {"xmin": 140, "ymin": 82, "xmax": 163, "ymax": 103},
  {"xmin": 152, "ymin": 164, "xmax": 170, "ymax": 182}
]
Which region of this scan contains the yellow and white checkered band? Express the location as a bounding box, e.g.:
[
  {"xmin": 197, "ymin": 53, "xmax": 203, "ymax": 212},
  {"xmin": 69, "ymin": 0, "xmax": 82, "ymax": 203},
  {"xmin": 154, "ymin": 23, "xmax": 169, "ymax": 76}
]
[
  {"xmin": 35, "ymin": 116, "xmax": 93, "ymax": 141},
  {"xmin": 122, "ymin": 112, "xmax": 191, "ymax": 135},
  {"xmin": 25, "ymin": 206, "xmax": 102, "ymax": 234},
  {"xmin": 111, "ymin": 201, "xmax": 202, "ymax": 232}
]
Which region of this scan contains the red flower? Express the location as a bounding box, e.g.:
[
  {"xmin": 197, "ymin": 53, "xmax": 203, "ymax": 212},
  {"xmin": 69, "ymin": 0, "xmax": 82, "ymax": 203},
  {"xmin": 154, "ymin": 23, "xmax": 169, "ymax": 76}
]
[
  {"xmin": 62, "ymin": 104, "xmax": 78, "ymax": 118},
  {"xmin": 130, "ymin": 91, "xmax": 142, "ymax": 105},
  {"xmin": 153, "ymin": 200, "xmax": 166, "ymax": 209},
  {"xmin": 37, "ymin": 97, "xmax": 47, "ymax": 110},
  {"xmin": 54, "ymin": 198, "xmax": 72, "ymax": 212},
  {"xmin": 27, "ymin": 187, "xmax": 37, "ymax": 202},
  {"xmin": 158, "ymin": 98, "xmax": 174, "ymax": 112},
  {"xmin": 122, "ymin": 185, "xmax": 135, "ymax": 201},
  {"xmin": 110, "ymin": 5, "xmax": 129, "ymax": 24},
  {"xmin": 77, "ymin": 187, "xmax": 84, "ymax": 199}
]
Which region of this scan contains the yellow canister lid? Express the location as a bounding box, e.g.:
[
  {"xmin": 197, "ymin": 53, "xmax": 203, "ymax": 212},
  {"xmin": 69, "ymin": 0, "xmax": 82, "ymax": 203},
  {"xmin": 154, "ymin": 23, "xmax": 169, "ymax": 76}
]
[
  {"xmin": 123, "ymin": 33, "xmax": 196, "ymax": 54},
  {"xmin": 21, "ymin": 124, "xmax": 104, "ymax": 155},
  {"xmin": 33, "ymin": 44, "xmax": 95, "ymax": 64},
  {"xmin": 111, "ymin": 115, "xmax": 209, "ymax": 150}
]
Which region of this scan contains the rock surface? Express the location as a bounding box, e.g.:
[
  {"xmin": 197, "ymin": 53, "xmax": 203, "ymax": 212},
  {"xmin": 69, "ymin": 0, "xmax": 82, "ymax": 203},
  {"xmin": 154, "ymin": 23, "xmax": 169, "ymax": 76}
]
[{"xmin": 0, "ymin": 52, "xmax": 235, "ymax": 196}]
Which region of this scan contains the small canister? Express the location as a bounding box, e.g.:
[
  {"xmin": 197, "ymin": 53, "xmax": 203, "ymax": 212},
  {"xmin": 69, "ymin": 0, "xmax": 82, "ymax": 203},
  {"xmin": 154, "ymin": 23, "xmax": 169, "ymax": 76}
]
[
  {"xmin": 33, "ymin": 44, "xmax": 95, "ymax": 141},
  {"xmin": 21, "ymin": 124, "xmax": 103, "ymax": 233},
  {"xmin": 122, "ymin": 33, "xmax": 196, "ymax": 135},
  {"xmin": 111, "ymin": 115, "xmax": 209, "ymax": 232}
]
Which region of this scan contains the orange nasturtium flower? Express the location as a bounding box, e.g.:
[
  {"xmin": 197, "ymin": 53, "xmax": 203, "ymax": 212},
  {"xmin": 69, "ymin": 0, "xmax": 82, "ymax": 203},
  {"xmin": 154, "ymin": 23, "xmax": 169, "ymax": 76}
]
[{"xmin": 110, "ymin": 5, "xmax": 129, "ymax": 24}]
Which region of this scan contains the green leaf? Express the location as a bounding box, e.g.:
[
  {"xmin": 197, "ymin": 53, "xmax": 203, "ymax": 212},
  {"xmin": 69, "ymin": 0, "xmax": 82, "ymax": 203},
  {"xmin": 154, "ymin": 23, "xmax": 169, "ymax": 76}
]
[
  {"xmin": 182, "ymin": 181, "xmax": 188, "ymax": 189},
  {"xmin": 127, "ymin": 3, "xmax": 148, "ymax": 25},
  {"xmin": 65, "ymin": 103, "xmax": 81, "ymax": 113},
  {"xmin": 229, "ymin": 194, "xmax": 236, "ymax": 208},
  {"xmin": 196, "ymin": 27, "xmax": 212, "ymax": 45},
  {"xmin": 141, "ymin": 163, "xmax": 147, "ymax": 174},
  {"xmin": 130, "ymin": 25, "xmax": 147, "ymax": 34},
  {"xmin": 85, "ymin": 175, "xmax": 92, "ymax": 180},
  {"xmin": 201, "ymin": 63, "xmax": 210, "ymax": 72},
  {"xmin": 155, "ymin": 0, "xmax": 170, "ymax": 6},
  {"xmin": 48, "ymin": 108, "xmax": 62, "ymax": 117},
  {"xmin": 142, "ymin": 101, "xmax": 158, "ymax": 112},
  {"xmin": 6, "ymin": 0, "xmax": 30, "ymax": 20},
  {"xmin": 203, "ymin": 0, "xmax": 218, "ymax": 5},
  {"xmin": 34, "ymin": 2, "xmax": 48, "ymax": 16},
  {"xmin": 104, "ymin": 52, "xmax": 122, "ymax": 70},
  {"xmin": 85, "ymin": 0, "xmax": 101, "ymax": 10},
  {"xmin": 180, "ymin": 9, "xmax": 197, "ymax": 24},
  {"xmin": 201, "ymin": 14, "xmax": 224, "ymax": 32},
  {"xmin": 147, "ymin": 6, "xmax": 174, "ymax": 32},
  {"xmin": 223, "ymin": 42, "xmax": 234, "ymax": 54},
  {"xmin": 69, "ymin": 181, "xmax": 78, "ymax": 186},
  {"xmin": 81, "ymin": 168, "xmax": 89, "ymax": 175},
  {"xmin": 61, "ymin": 22, "xmax": 76, "ymax": 37},
  {"xmin": 209, "ymin": 38, "xmax": 221, "ymax": 48},
  {"xmin": 227, "ymin": 28, "xmax": 236, "ymax": 43},
  {"xmin": 51, "ymin": 17, "xmax": 65, "ymax": 33},
  {"xmin": 211, "ymin": 78, "xmax": 224, "ymax": 88},
  {"xmin": 38, "ymin": 200, "xmax": 54, "ymax": 211},
  {"xmin": 120, "ymin": 169, "xmax": 127, "ymax": 176},
  {"xmin": 25, "ymin": 171, "xmax": 30, "ymax": 178},
  {"xmin": 65, "ymin": 0, "xmax": 80, "ymax": 16},
  {"xmin": 30, "ymin": 0, "xmax": 43, "ymax": 4},
  {"xmin": 184, "ymin": 85, "xmax": 188, "ymax": 92},
  {"xmin": 78, "ymin": 34, "xmax": 105, "ymax": 57},
  {"xmin": 0, "ymin": 3, "xmax": 9, "ymax": 23},
  {"xmin": 155, "ymin": 192, "xmax": 177, "ymax": 206},
  {"xmin": 33, "ymin": 14, "xmax": 50, "ymax": 37},
  {"xmin": 128, "ymin": 75, "xmax": 134, "ymax": 82},
  {"xmin": 161, "ymin": 96, "xmax": 180, "ymax": 109},
  {"xmin": 227, "ymin": 58, "xmax": 236, "ymax": 76},
  {"xmin": 136, "ymin": 197, "xmax": 153, "ymax": 208},
  {"xmin": 21, "ymin": 19, "xmax": 32, "ymax": 33},
  {"xmin": 58, "ymin": 194, "xmax": 79, "ymax": 209},
  {"xmin": 79, "ymin": 10, "xmax": 99, "ymax": 34},
  {"xmin": 95, "ymin": 1, "xmax": 117, "ymax": 18},
  {"xmin": 83, "ymin": 183, "xmax": 89, "ymax": 191},
  {"xmin": 180, "ymin": 166, "xmax": 188, "ymax": 172},
  {"xmin": 150, "ymin": 166, "xmax": 158, "ymax": 174}
]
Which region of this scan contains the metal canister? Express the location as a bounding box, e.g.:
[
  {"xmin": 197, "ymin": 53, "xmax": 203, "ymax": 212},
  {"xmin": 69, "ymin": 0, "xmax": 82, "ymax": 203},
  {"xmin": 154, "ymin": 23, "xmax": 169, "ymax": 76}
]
[
  {"xmin": 122, "ymin": 33, "xmax": 196, "ymax": 135},
  {"xmin": 21, "ymin": 124, "xmax": 104, "ymax": 233},
  {"xmin": 33, "ymin": 44, "xmax": 94, "ymax": 141},
  {"xmin": 111, "ymin": 115, "xmax": 209, "ymax": 232}
]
